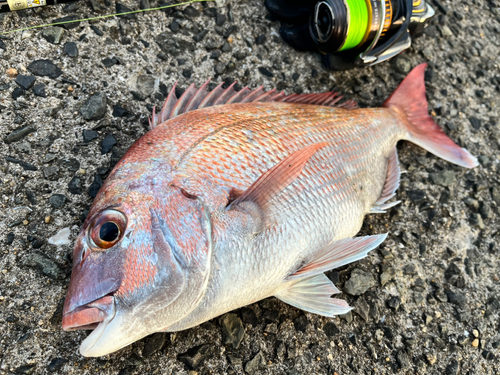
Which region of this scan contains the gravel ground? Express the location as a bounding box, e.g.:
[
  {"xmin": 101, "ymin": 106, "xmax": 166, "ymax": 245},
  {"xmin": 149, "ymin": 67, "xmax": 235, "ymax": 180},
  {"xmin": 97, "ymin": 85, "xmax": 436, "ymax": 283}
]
[{"xmin": 1, "ymin": 0, "xmax": 499, "ymax": 374}]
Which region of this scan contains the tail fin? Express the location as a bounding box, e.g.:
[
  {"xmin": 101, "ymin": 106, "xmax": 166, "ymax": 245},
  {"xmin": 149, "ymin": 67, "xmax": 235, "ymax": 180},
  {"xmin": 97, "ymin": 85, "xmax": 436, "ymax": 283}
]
[{"xmin": 383, "ymin": 63, "xmax": 478, "ymax": 168}]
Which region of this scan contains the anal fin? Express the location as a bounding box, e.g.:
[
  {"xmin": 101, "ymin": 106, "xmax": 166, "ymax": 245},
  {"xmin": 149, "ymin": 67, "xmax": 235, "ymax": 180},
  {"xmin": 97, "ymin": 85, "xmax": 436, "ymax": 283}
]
[
  {"xmin": 275, "ymin": 274, "xmax": 352, "ymax": 317},
  {"xmin": 370, "ymin": 148, "xmax": 401, "ymax": 214},
  {"xmin": 276, "ymin": 234, "xmax": 387, "ymax": 317}
]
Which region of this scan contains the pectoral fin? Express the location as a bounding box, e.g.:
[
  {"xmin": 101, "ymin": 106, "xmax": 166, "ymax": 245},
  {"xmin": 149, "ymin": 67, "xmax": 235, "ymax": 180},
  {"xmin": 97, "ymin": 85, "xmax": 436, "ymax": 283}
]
[
  {"xmin": 228, "ymin": 143, "xmax": 328, "ymax": 215},
  {"xmin": 275, "ymin": 274, "xmax": 352, "ymax": 316}
]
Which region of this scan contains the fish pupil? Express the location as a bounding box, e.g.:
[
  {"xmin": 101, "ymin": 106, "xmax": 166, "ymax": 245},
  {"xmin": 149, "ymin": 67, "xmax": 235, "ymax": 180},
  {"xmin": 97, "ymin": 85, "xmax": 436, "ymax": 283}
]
[{"xmin": 100, "ymin": 222, "xmax": 119, "ymax": 242}]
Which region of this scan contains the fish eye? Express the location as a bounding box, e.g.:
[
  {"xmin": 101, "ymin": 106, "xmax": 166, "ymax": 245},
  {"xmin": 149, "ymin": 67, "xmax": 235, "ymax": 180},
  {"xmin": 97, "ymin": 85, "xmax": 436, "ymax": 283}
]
[
  {"xmin": 100, "ymin": 222, "xmax": 119, "ymax": 242},
  {"xmin": 89, "ymin": 209, "xmax": 127, "ymax": 250}
]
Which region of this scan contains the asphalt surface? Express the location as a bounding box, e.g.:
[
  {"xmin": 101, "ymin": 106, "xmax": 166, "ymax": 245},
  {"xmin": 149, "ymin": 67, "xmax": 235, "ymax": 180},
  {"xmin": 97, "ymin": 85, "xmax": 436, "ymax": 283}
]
[{"xmin": 0, "ymin": 0, "xmax": 499, "ymax": 374}]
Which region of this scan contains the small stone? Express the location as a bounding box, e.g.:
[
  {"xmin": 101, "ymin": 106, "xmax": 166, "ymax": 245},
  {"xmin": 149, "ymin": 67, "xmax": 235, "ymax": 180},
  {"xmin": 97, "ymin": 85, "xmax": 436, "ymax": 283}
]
[
  {"xmin": 64, "ymin": 42, "xmax": 78, "ymax": 57},
  {"xmin": 396, "ymin": 350, "xmax": 410, "ymax": 369},
  {"xmin": 28, "ymin": 60, "xmax": 62, "ymax": 79},
  {"xmin": 142, "ymin": 332, "xmax": 166, "ymax": 357},
  {"xmin": 214, "ymin": 62, "xmax": 226, "ymax": 75},
  {"xmin": 116, "ymin": 3, "xmax": 137, "ymax": 19},
  {"xmin": 216, "ymin": 13, "xmax": 226, "ymax": 26},
  {"xmin": 7, "ymin": 232, "xmax": 15, "ymax": 244},
  {"xmin": 183, "ymin": 5, "xmax": 200, "ymax": 17},
  {"xmin": 45, "ymin": 216, "xmax": 52, "ymax": 224},
  {"xmin": 49, "ymin": 194, "xmax": 66, "ymax": 209},
  {"xmin": 80, "ymin": 93, "xmax": 107, "ymax": 120},
  {"xmin": 4, "ymin": 125, "xmax": 36, "ymax": 144},
  {"xmin": 42, "ymin": 27, "xmax": 65, "ymax": 45},
  {"xmin": 240, "ymin": 307, "xmax": 259, "ymax": 326},
  {"xmin": 244, "ymin": 351, "xmax": 265, "ymax": 374},
  {"xmin": 48, "ymin": 357, "xmax": 67, "ymax": 372},
  {"xmin": 6, "ymin": 68, "xmax": 18, "ymax": 77},
  {"xmin": 408, "ymin": 190, "xmax": 425, "ymax": 203},
  {"xmin": 14, "ymin": 364, "xmax": 36, "ymax": 374},
  {"xmin": 255, "ymin": 34, "xmax": 266, "ymax": 45},
  {"xmin": 112, "ymin": 104, "xmax": 129, "ymax": 118},
  {"xmin": 393, "ymin": 57, "xmax": 411, "ymax": 74},
  {"xmin": 136, "ymin": 75, "xmax": 155, "ymax": 97},
  {"xmin": 293, "ymin": 315, "xmax": 308, "ymax": 332},
  {"xmin": 354, "ymin": 297, "xmax": 370, "ymax": 321},
  {"xmin": 15, "ymin": 75, "xmax": 36, "ymax": 90},
  {"xmin": 445, "ymin": 360, "xmax": 459, "ymax": 375},
  {"xmin": 323, "ymin": 321, "xmax": 340, "ymax": 337},
  {"xmin": 344, "ymin": 269, "xmax": 376, "ymax": 295},
  {"xmin": 444, "ymin": 288, "xmax": 466, "ymax": 305},
  {"xmin": 68, "ymin": 175, "xmax": 82, "ymax": 194},
  {"xmin": 88, "ymin": 174, "xmax": 103, "ymax": 198},
  {"xmin": 82, "ymin": 129, "xmax": 99, "ymax": 143},
  {"xmin": 25, "ymin": 251, "xmax": 63, "ymax": 279},
  {"xmin": 429, "ymin": 170, "xmax": 456, "ymax": 187},
  {"xmin": 469, "ymin": 117, "xmax": 481, "ymax": 129},
  {"xmin": 469, "ymin": 213, "xmax": 484, "ymax": 229},
  {"xmin": 0, "ymin": 39, "xmax": 6, "ymax": 50},
  {"xmin": 139, "ymin": 0, "xmax": 150, "ymax": 9},
  {"xmin": 12, "ymin": 87, "xmax": 24, "ymax": 100},
  {"xmin": 423, "ymin": 313, "xmax": 433, "ymax": 325},
  {"xmin": 43, "ymin": 166, "xmax": 60, "ymax": 180},
  {"xmin": 387, "ymin": 296, "xmax": 401, "ymax": 310},
  {"xmin": 178, "ymin": 344, "xmax": 215, "ymax": 370},
  {"xmin": 33, "ymin": 83, "xmax": 46, "ymax": 97},
  {"xmin": 102, "ymin": 57, "xmax": 118, "ymax": 67},
  {"xmin": 380, "ymin": 266, "xmax": 396, "ymax": 286},
  {"xmin": 426, "ymin": 353, "xmax": 437, "ymax": 365},
  {"xmin": 258, "ymin": 67, "xmax": 273, "ymax": 77},
  {"xmin": 472, "ymin": 338, "xmax": 479, "ymax": 347},
  {"xmin": 193, "ymin": 30, "xmax": 209, "ymax": 42},
  {"xmin": 52, "ymin": 15, "xmax": 80, "ymax": 29},
  {"xmin": 90, "ymin": 25, "xmax": 104, "ymax": 36},
  {"xmin": 219, "ymin": 313, "xmax": 245, "ymax": 349},
  {"xmin": 482, "ymin": 350, "xmax": 496, "ymax": 360}
]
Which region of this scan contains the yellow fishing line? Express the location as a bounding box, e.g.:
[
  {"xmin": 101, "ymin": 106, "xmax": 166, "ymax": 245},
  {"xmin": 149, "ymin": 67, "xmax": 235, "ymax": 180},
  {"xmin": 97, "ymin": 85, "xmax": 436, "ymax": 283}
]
[{"xmin": 0, "ymin": 0, "xmax": 211, "ymax": 36}]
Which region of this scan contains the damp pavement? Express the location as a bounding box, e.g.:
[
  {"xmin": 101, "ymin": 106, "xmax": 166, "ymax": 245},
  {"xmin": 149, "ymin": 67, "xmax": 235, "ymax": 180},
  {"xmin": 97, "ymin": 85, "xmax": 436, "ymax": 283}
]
[{"xmin": 0, "ymin": 0, "xmax": 499, "ymax": 374}]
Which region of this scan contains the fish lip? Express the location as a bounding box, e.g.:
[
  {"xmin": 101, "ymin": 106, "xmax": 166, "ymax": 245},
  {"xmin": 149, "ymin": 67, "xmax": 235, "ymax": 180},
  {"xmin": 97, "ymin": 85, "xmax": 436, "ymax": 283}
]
[{"xmin": 62, "ymin": 294, "xmax": 116, "ymax": 331}]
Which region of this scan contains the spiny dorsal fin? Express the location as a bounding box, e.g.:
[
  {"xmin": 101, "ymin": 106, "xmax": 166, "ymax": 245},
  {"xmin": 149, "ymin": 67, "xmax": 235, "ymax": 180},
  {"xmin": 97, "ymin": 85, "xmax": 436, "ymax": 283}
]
[{"xmin": 150, "ymin": 81, "xmax": 358, "ymax": 129}]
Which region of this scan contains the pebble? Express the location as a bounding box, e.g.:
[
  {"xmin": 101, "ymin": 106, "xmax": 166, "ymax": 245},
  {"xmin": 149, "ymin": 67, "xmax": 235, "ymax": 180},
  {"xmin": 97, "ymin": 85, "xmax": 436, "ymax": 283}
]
[
  {"xmin": 472, "ymin": 338, "xmax": 479, "ymax": 347},
  {"xmin": 43, "ymin": 160, "xmax": 60, "ymax": 175},
  {"xmin": 344, "ymin": 268, "xmax": 376, "ymax": 295},
  {"xmin": 116, "ymin": 3, "xmax": 137, "ymax": 19},
  {"xmin": 136, "ymin": 75, "xmax": 155, "ymax": 97},
  {"xmin": 396, "ymin": 350, "xmax": 410, "ymax": 369},
  {"xmin": 142, "ymin": 332, "xmax": 166, "ymax": 357},
  {"xmin": 15, "ymin": 75, "xmax": 36, "ymax": 90},
  {"xmin": 14, "ymin": 365, "xmax": 35, "ymax": 374},
  {"xmin": 88, "ymin": 174, "xmax": 103, "ymax": 198},
  {"xmin": 323, "ymin": 321, "xmax": 340, "ymax": 337},
  {"xmin": 42, "ymin": 27, "xmax": 65, "ymax": 45},
  {"xmin": 47, "ymin": 357, "xmax": 67, "ymax": 372},
  {"xmin": 219, "ymin": 313, "xmax": 245, "ymax": 348},
  {"xmin": 33, "ymin": 83, "xmax": 46, "ymax": 97},
  {"xmin": 64, "ymin": 42, "xmax": 78, "ymax": 57},
  {"xmin": 80, "ymin": 93, "xmax": 108, "ymax": 120},
  {"xmin": 0, "ymin": 39, "xmax": 5, "ymax": 50},
  {"xmin": 90, "ymin": 25, "xmax": 104, "ymax": 36},
  {"xmin": 49, "ymin": 194, "xmax": 67, "ymax": 209},
  {"xmin": 68, "ymin": 175, "xmax": 82, "ymax": 194},
  {"xmin": 380, "ymin": 266, "xmax": 395, "ymax": 286},
  {"xmin": 429, "ymin": 170, "xmax": 456, "ymax": 187},
  {"xmin": 387, "ymin": 296, "xmax": 401, "ymax": 310},
  {"xmin": 216, "ymin": 13, "xmax": 226, "ymax": 26},
  {"xmin": 244, "ymin": 351, "xmax": 265, "ymax": 374},
  {"xmin": 5, "ymin": 156, "xmax": 36, "ymax": 170},
  {"xmin": 25, "ymin": 251, "xmax": 64, "ymax": 279},
  {"xmin": 102, "ymin": 57, "xmax": 119, "ymax": 67},
  {"xmin": 354, "ymin": 297, "xmax": 370, "ymax": 321},
  {"xmin": 469, "ymin": 117, "xmax": 481, "ymax": 129},
  {"xmin": 101, "ymin": 134, "xmax": 117, "ymax": 154},
  {"xmin": 28, "ymin": 60, "xmax": 62, "ymax": 78},
  {"xmin": 240, "ymin": 307, "xmax": 259, "ymax": 326},
  {"xmin": 6, "ymin": 67, "xmax": 18, "ymax": 77},
  {"xmin": 112, "ymin": 104, "xmax": 129, "ymax": 117},
  {"xmin": 155, "ymin": 32, "xmax": 195, "ymax": 56},
  {"xmin": 407, "ymin": 190, "xmax": 425, "ymax": 203},
  {"xmin": 12, "ymin": 87, "xmax": 25, "ymax": 100},
  {"xmin": 4, "ymin": 125, "xmax": 36, "ymax": 144},
  {"xmin": 293, "ymin": 315, "xmax": 308, "ymax": 332},
  {"xmin": 258, "ymin": 67, "xmax": 273, "ymax": 77},
  {"xmin": 482, "ymin": 350, "xmax": 495, "ymax": 360},
  {"xmin": 82, "ymin": 129, "xmax": 99, "ymax": 143},
  {"xmin": 178, "ymin": 344, "xmax": 214, "ymax": 370}
]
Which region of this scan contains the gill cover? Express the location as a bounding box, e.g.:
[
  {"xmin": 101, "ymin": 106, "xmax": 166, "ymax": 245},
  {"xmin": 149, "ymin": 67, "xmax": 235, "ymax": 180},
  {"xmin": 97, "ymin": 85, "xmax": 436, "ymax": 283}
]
[{"xmin": 77, "ymin": 188, "xmax": 213, "ymax": 357}]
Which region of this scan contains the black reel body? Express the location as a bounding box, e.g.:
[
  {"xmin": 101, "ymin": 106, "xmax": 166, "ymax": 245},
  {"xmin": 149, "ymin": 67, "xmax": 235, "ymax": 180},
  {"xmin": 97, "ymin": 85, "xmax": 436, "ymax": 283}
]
[{"xmin": 265, "ymin": 0, "xmax": 435, "ymax": 69}]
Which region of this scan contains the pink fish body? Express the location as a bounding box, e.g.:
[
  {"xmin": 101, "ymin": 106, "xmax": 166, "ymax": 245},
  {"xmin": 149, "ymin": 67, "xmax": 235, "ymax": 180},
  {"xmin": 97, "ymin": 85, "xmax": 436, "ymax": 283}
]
[{"xmin": 62, "ymin": 64, "xmax": 477, "ymax": 356}]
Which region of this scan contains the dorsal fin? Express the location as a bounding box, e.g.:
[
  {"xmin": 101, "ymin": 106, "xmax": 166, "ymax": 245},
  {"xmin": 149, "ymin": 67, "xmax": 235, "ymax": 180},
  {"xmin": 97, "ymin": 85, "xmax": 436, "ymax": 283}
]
[{"xmin": 150, "ymin": 81, "xmax": 358, "ymax": 129}]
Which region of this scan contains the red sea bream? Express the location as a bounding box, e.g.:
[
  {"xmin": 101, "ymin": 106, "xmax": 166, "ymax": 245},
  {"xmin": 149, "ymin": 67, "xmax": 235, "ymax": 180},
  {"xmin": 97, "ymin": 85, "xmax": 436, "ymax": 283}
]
[{"xmin": 62, "ymin": 64, "xmax": 478, "ymax": 356}]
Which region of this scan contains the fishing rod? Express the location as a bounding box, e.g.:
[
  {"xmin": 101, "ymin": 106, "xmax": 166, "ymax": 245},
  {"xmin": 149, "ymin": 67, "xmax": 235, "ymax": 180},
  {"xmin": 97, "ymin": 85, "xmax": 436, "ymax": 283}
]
[{"xmin": 0, "ymin": 0, "xmax": 78, "ymax": 13}]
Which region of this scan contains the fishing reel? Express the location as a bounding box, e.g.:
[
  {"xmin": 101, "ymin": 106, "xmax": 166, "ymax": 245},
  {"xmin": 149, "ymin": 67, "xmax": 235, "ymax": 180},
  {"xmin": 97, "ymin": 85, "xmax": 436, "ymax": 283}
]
[{"xmin": 265, "ymin": 0, "xmax": 435, "ymax": 69}]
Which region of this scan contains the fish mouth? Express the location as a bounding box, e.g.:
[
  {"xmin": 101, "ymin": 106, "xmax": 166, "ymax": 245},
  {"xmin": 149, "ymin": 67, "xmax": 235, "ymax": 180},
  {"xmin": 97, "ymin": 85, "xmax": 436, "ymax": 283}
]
[{"xmin": 62, "ymin": 295, "xmax": 115, "ymax": 331}]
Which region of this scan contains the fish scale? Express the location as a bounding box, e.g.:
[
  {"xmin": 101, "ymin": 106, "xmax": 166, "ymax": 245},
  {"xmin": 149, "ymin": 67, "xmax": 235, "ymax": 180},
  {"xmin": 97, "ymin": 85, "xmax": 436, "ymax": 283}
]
[{"xmin": 62, "ymin": 64, "xmax": 478, "ymax": 356}]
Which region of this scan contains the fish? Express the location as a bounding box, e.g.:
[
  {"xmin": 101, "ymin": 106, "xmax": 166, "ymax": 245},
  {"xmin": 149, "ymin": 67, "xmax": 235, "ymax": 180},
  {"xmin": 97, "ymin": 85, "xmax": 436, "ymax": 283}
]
[{"xmin": 62, "ymin": 64, "xmax": 478, "ymax": 357}]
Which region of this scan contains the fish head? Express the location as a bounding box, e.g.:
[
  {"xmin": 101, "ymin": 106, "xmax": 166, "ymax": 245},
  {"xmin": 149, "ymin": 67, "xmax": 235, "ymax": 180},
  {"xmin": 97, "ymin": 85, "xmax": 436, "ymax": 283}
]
[{"xmin": 62, "ymin": 167, "xmax": 213, "ymax": 357}]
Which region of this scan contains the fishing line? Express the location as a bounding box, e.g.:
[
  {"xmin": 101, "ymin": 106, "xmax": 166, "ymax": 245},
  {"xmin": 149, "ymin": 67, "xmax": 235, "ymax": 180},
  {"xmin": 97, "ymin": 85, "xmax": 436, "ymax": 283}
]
[{"xmin": 0, "ymin": 0, "xmax": 211, "ymax": 36}]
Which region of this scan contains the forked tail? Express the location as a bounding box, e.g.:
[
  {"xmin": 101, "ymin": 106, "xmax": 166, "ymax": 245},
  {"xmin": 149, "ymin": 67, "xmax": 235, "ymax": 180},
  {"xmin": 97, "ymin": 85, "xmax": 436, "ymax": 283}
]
[{"xmin": 382, "ymin": 63, "xmax": 478, "ymax": 168}]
